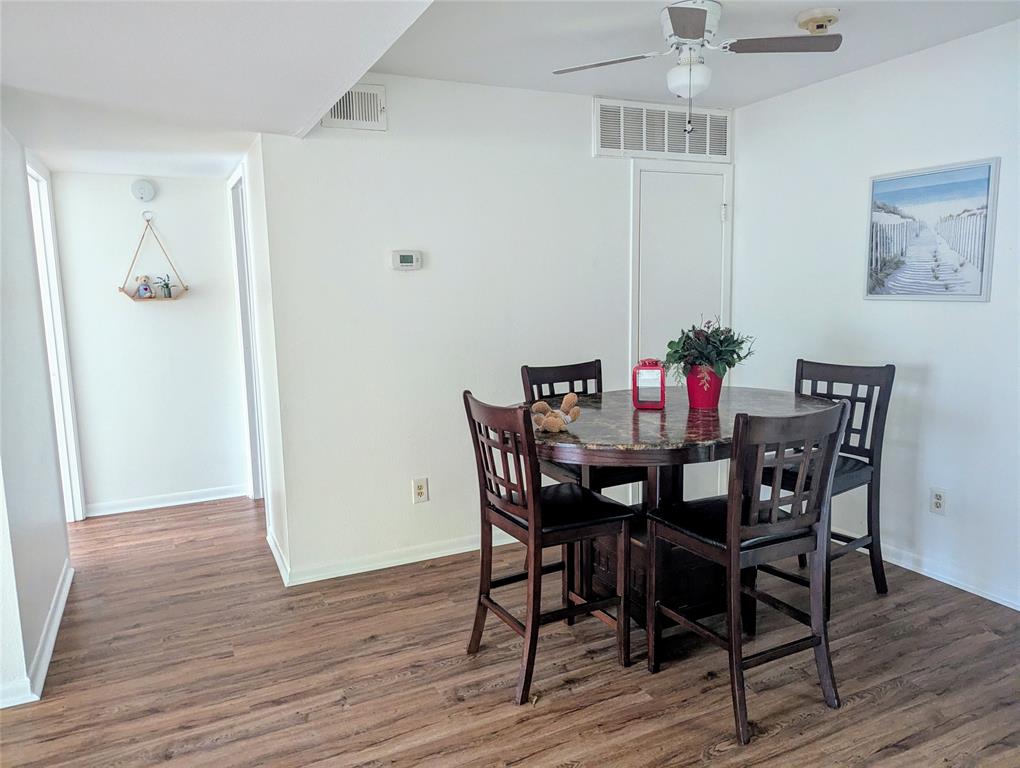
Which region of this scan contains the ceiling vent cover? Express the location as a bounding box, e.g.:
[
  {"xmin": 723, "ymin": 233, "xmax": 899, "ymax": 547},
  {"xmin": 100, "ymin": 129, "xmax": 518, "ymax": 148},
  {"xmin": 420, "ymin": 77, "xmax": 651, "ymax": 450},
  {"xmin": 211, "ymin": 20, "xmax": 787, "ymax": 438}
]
[
  {"xmin": 322, "ymin": 84, "xmax": 387, "ymax": 131},
  {"xmin": 594, "ymin": 97, "xmax": 730, "ymax": 163}
]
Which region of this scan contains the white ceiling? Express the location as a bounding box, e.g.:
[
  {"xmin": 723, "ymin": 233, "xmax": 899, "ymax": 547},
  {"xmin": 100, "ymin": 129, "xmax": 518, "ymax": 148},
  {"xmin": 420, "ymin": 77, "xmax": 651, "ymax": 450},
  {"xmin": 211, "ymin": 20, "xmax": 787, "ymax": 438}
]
[
  {"xmin": 1, "ymin": 86, "xmax": 256, "ymax": 178},
  {"xmin": 1, "ymin": 1, "xmax": 428, "ymax": 175},
  {"xmin": 373, "ymin": 1, "xmax": 1020, "ymax": 109}
]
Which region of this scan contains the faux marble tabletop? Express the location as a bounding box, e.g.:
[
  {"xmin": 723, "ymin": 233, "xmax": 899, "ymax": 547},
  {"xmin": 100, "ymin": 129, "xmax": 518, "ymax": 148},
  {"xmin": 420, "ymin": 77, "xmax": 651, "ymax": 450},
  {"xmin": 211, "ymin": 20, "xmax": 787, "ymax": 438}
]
[{"xmin": 533, "ymin": 387, "xmax": 833, "ymax": 459}]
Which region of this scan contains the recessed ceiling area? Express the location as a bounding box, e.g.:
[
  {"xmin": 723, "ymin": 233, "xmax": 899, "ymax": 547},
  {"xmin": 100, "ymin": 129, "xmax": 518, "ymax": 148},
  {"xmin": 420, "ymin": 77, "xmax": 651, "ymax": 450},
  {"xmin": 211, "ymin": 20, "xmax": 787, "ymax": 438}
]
[
  {"xmin": 373, "ymin": 1, "xmax": 1020, "ymax": 108},
  {"xmin": 0, "ymin": 0, "xmax": 428, "ymax": 175}
]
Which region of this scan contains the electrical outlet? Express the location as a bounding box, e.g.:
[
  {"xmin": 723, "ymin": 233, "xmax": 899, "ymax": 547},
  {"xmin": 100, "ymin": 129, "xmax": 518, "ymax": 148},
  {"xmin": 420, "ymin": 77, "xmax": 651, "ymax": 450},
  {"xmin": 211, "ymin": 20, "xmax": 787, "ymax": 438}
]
[
  {"xmin": 412, "ymin": 477, "xmax": 429, "ymax": 504},
  {"xmin": 930, "ymin": 487, "xmax": 947, "ymax": 516}
]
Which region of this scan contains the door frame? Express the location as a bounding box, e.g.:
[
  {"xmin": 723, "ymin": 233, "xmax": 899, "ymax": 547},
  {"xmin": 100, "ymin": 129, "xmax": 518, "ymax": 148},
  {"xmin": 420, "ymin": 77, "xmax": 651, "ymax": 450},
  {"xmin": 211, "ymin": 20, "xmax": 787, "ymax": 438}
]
[
  {"xmin": 628, "ymin": 159, "xmax": 734, "ymax": 497},
  {"xmin": 25, "ymin": 153, "xmax": 87, "ymax": 523},
  {"xmin": 227, "ymin": 162, "xmax": 266, "ymax": 501}
]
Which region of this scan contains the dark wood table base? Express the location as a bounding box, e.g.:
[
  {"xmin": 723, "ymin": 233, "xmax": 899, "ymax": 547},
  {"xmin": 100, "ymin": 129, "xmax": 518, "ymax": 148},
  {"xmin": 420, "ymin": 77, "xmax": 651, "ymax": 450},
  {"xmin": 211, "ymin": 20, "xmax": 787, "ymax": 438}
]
[{"xmin": 581, "ymin": 511, "xmax": 727, "ymax": 630}]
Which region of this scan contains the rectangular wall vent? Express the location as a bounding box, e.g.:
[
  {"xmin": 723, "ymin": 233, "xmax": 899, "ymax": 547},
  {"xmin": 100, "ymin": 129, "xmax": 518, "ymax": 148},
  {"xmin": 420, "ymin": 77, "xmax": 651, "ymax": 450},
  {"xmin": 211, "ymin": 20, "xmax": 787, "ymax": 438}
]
[
  {"xmin": 594, "ymin": 97, "xmax": 731, "ymax": 163},
  {"xmin": 321, "ymin": 84, "xmax": 387, "ymax": 131}
]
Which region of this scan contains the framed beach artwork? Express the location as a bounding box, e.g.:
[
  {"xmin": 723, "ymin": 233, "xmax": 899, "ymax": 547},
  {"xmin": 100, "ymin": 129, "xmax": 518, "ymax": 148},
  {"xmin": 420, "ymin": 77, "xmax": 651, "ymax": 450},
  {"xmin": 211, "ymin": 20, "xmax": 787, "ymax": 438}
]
[{"xmin": 865, "ymin": 158, "xmax": 999, "ymax": 301}]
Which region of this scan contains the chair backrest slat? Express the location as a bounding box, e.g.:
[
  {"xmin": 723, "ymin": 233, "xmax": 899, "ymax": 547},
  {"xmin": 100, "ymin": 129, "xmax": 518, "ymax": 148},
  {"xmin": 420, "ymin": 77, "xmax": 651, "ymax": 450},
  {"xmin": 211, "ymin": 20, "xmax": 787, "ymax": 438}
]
[
  {"xmin": 768, "ymin": 441, "xmax": 785, "ymax": 524},
  {"xmin": 464, "ymin": 391, "xmax": 541, "ymax": 529},
  {"xmin": 521, "ymin": 360, "xmax": 603, "ymax": 403},
  {"xmin": 729, "ymin": 402, "xmax": 850, "ymax": 545},
  {"xmin": 795, "ymin": 359, "xmax": 895, "ymax": 465}
]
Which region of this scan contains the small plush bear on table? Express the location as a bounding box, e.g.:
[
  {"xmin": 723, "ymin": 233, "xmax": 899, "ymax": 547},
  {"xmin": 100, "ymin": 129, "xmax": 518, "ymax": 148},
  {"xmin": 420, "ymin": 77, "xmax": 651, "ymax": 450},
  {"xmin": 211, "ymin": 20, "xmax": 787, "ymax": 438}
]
[{"xmin": 531, "ymin": 392, "xmax": 582, "ymax": 433}]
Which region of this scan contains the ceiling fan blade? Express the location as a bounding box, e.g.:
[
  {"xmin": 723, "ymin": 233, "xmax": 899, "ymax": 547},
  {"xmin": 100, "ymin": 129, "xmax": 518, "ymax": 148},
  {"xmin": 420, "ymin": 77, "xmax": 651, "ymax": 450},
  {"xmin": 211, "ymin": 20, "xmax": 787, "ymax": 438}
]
[
  {"xmin": 727, "ymin": 34, "xmax": 842, "ymax": 54},
  {"xmin": 553, "ymin": 50, "xmax": 669, "ymax": 75},
  {"xmin": 667, "ymin": 6, "xmax": 708, "ymax": 40}
]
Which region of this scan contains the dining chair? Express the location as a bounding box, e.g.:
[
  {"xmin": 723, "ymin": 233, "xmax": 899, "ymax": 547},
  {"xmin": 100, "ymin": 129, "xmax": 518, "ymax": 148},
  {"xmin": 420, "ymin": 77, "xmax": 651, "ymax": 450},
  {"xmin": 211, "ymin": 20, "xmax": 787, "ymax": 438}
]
[
  {"xmin": 761, "ymin": 360, "xmax": 896, "ymax": 608},
  {"xmin": 646, "ymin": 401, "xmax": 850, "ymax": 745},
  {"xmin": 521, "ymin": 360, "xmax": 646, "ymax": 491},
  {"xmin": 521, "ymin": 360, "xmax": 648, "ymax": 623},
  {"xmin": 463, "ymin": 391, "xmax": 634, "ymax": 705}
]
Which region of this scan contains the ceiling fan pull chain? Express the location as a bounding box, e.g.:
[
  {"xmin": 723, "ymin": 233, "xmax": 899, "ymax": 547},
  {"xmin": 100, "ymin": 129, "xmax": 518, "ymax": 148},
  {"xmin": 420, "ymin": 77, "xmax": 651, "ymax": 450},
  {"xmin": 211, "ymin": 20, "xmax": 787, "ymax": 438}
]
[{"xmin": 685, "ymin": 54, "xmax": 694, "ymax": 134}]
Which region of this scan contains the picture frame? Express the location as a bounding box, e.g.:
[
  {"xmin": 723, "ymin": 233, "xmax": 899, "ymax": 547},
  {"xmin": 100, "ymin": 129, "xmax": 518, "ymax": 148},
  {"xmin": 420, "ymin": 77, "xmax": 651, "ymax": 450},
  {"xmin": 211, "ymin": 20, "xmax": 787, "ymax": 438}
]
[{"xmin": 864, "ymin": 158, "xmax": 999, "ymax": 302}]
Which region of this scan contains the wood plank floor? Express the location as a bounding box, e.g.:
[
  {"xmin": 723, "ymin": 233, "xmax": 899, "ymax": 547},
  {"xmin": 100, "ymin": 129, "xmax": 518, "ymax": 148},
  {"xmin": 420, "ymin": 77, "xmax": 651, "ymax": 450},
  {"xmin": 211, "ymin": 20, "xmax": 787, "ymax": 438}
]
[{"xmin": 1, "ymin": 498, "xmax": 1016, "ymax": 767}]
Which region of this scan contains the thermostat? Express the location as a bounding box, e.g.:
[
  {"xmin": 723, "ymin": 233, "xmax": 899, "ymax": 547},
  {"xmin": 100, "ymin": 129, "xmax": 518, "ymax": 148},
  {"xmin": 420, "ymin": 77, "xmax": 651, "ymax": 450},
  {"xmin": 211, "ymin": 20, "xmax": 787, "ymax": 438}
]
[{"xmin": 391, "ymin": 250, "xmax": 423, "ymax": 270}]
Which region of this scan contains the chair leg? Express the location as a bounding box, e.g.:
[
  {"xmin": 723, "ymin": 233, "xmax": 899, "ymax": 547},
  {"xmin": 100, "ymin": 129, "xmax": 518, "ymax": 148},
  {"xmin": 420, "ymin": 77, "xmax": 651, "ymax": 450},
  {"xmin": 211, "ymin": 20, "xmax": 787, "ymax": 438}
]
[
  {"xmin": 726, "ymin": 561, "xmax": 751, "ymax": 745},
  {"xmin": 740, "ymin": 566, "xmax": 758, "ymax": 638},
  {"xmin": 646, "ymin": 522, "xmax": 661, "ymax": 674},
  {"xmin": 514, "ymin": 542, "xmax": 542, "ymax": 705},
  {"xmin": 577, "ymin": 476, "xmax": 600, "ymax": 603},
  {"xmin": 797, "ymin": 553, "xmax": 808, "ymax": 569},
  {"xmin": 562, "ymin": 543, "xmax": 575, "ymax": 626},
  {"xmin": 468, "ymin": 520, "xmax": 492, "ymax": 654},
  {"xmin": 616, "ymin": 522, "xmax": 631, "ymax": 667},
  {"xmin": 867, "ymin": 480, "xmax": 889, "ymax": 594},
  {"xmin": 810, "ymin": 539, "xmax": 841, "ymax": 710},
  {"xmin": 578, "ymin": 540, "xmax": 593, "ymax": 602},
  {"xmin": 824, "ymin": 554, "xmax": 832, "ymax": 623}
]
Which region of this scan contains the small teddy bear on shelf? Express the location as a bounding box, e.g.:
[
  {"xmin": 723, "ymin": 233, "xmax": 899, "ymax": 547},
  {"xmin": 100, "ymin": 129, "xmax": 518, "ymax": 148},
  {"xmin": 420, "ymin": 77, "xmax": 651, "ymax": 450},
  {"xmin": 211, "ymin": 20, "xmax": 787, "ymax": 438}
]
[
  {"xmin": 134, "ymin": 275, "xmax": 154, "ymax": 299},
  {"xmin": 531, "ymin": 392, "xmax": 582, "ymax": 433}
]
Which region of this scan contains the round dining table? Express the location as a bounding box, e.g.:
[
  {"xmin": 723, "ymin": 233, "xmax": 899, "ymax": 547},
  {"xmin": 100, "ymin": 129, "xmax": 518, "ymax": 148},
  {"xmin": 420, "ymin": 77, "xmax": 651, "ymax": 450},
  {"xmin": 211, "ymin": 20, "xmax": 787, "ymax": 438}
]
[
  {"xmin": 534, "ymin": 385, "xmax": 834, "ymax": 508},
  {"xmin": 532, "ymin": 385, "xmax": 835, "ymax": 626}
]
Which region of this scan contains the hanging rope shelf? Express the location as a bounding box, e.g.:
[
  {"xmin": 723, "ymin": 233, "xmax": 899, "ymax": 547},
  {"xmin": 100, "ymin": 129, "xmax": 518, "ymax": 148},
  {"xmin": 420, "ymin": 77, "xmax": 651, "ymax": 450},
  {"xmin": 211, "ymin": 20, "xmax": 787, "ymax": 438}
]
[{"xmin": 118, "ymin": 211, "xmax": 190, "ymax": 301}]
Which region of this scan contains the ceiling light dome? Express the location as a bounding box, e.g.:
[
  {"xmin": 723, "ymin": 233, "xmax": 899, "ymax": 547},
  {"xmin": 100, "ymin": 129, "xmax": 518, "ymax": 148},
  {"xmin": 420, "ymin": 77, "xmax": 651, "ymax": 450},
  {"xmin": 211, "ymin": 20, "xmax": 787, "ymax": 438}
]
[{"xmin": 667, "ymin": 62, "xmax": 711, "ymax": 99}]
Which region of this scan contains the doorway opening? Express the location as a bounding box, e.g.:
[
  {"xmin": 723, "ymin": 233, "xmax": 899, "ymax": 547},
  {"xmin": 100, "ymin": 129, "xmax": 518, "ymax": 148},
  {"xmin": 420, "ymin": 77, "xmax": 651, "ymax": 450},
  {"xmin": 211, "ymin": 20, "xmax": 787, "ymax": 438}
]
[
  {"xmin": 228, "ymin": 167, "xmax": 266, "ymax": 504},
  {"xmin": 26, "ymin": 157, "xmax": 85, "ymax": 523}
]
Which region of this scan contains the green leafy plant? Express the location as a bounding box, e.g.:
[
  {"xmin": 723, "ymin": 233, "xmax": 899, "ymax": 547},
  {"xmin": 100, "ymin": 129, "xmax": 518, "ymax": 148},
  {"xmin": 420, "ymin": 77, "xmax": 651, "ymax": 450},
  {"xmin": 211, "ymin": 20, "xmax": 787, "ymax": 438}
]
[
  {"xmin": 152, "ymin": 274, "xmax": 174, "ymax": 298},
  {"xmin": 664, "ymin": 318, "xmax": 754, "ymax": 383}
]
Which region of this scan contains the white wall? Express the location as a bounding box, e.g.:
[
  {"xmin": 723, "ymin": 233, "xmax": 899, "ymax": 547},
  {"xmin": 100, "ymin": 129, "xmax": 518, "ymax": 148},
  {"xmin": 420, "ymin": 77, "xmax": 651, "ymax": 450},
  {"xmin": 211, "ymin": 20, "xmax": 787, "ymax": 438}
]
[
  {"xmin": 1, "ymin": 124, "xmax": 73, "ymax": 706},
  {"xmin": 52, "ymin": 173, "xmax": 249, "ymax": 515},
  {"xmin": 259, "ymin": 75, "xmax": 633, "ymax": 583},
  {"xmin": 732, "ymin": 22, "xmax": 1019, "ymax": 608}
]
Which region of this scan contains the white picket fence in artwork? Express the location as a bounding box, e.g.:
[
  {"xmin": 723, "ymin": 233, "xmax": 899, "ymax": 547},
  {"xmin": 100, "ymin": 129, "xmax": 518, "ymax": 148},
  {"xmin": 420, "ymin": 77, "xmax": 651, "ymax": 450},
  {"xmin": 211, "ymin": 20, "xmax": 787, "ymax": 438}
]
[
  {"xmin": 935, "ymin": 209, "xmax": 987, "ymax": 270},
  {"xmin": 870, "ymin": 219, "xmax": 921, "ymax": 272}
]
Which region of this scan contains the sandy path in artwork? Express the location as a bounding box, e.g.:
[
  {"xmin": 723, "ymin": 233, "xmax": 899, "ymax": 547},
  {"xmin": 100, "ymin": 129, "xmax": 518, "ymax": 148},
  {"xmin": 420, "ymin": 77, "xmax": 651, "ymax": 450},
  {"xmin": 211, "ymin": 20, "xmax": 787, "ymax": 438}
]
[{"xmin": 881, "ymin": 225, "xmax": 980, "ymax": 295}]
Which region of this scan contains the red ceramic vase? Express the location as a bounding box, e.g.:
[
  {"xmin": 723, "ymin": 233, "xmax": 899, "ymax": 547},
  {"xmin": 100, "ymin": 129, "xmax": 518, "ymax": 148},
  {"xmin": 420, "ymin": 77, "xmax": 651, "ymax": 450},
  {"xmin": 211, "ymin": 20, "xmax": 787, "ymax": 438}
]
[{"xmin": 686, "ymin": 365, "xmax": 723, "ymax": 409}]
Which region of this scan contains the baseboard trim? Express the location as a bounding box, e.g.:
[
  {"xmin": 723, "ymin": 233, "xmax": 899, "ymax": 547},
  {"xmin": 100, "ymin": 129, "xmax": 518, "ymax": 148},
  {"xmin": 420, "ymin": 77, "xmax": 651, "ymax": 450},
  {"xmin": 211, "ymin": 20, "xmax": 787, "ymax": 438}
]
[
  {"xmin": 265, "ymin": 529, "xmax": 291, "ymax": 586},
  {"xmin": 85, "ymin": 485, "xmax": 247, "ymax": 517},
  {"xmin": 284, "ymin": 530, "xmax": 515, "ymax": 588},
  {"xmin": 0, "ymin": 677, "xmax": 37, "ymax": 709},
  {"xmin": 833, "ymin": 527, "xmax": 1019, "ymax": 611},
  {"xmin": 26, "ymin": 557, "xmax": 74, "ymax": 699}
]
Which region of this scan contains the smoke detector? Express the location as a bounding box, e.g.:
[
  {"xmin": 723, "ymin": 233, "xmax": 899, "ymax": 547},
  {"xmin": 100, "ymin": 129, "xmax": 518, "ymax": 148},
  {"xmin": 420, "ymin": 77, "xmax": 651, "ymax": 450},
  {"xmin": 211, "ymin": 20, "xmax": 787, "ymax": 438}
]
[{"xmin": 796, "ymin": 7, "xmax": 840, "ymax": 35}]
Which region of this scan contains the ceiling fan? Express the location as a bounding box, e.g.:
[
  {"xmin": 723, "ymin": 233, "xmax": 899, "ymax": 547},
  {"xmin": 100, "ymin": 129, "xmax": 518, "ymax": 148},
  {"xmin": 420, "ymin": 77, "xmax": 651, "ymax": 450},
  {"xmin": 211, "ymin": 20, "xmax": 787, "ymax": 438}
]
[{"xmin": 553, "ymin": 1, "xmax": 842, "ymax": 103}]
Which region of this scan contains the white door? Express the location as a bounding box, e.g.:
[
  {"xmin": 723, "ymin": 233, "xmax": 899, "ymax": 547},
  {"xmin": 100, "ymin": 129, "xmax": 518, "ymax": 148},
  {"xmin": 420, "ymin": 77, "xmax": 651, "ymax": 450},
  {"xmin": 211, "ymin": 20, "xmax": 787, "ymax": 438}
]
[{"xmin": 630, "ymin": 161, "xmax": 732, "ymax": 500}]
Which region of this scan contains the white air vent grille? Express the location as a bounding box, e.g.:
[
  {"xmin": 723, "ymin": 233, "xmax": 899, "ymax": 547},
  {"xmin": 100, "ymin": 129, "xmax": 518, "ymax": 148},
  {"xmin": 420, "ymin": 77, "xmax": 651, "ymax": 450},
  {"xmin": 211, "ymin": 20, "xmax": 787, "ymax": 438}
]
[
  {"xmin": 321, "ymin": 84, "xmax": 387, "ymax": 131},
  {"xmin": 623, "ymin": 106, "xmax": 643, "ymax": 151},
  {"xmin": 594, "ymin": 97, "xmax": 730, "ymax": 163},
  {"xmin": 598, "ymin": 105, "xmax": 622, "ymax": 150}
]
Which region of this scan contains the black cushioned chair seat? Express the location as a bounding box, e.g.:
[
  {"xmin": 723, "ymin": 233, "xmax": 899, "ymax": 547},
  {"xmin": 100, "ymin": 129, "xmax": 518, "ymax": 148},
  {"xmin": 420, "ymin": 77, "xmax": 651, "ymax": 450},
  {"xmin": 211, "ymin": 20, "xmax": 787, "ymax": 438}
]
[
  {"xmin": 649, "ymin": 496, "xmax": 811, "ymax": 550},
  {"xmin": 763, "ymin": 455, "xmax": 873, "ymax": 497},
  {"xmin": 497, "ymin": 483, "xmax": 633, "ymax": 533}
]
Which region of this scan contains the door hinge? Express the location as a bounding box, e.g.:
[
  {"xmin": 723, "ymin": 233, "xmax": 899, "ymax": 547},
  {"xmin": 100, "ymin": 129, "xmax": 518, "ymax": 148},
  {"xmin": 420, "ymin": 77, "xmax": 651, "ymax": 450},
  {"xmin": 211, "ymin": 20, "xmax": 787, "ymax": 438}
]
[{"xmin": 721, "ymin": 203, "xmax": 729, "ymax": 222}]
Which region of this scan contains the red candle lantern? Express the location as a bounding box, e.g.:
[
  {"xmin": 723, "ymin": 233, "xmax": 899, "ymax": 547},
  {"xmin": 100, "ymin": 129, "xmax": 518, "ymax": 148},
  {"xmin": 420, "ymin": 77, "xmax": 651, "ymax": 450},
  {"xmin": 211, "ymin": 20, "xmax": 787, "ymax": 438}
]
[{"xmin": 632, "ymin": 358, "xmax": 666, "ymax": 410}]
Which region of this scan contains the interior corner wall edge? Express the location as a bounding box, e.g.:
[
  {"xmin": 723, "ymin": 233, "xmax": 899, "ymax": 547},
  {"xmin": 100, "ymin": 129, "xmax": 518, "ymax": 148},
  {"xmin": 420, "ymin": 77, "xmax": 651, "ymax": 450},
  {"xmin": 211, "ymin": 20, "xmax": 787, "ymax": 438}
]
[
  {"xmin": 241, "ymin": 135, "xmax": 292, "ymax": 577},
  {"xmin": 0, "ymin": 123, "xmax": 73, "ymax": 706},
  {"xmin": 259, "ymin": 75, "xmax": 632, "ymax": 578},
  {"xmin": 51, "ymin": 172, "xmax": 249, "ymax": 516},
  {"xmin": 731, "ymin": 21, "xmax": 1019, "ymax": 609}
]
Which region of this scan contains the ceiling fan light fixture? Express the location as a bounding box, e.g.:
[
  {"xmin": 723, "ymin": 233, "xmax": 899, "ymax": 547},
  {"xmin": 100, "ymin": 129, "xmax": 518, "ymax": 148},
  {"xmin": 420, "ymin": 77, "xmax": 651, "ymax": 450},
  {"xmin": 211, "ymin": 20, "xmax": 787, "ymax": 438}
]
[{"xmin": 667, "ymin": 62, "xmax": 711, "ymax": 99}]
